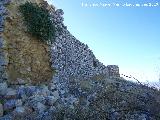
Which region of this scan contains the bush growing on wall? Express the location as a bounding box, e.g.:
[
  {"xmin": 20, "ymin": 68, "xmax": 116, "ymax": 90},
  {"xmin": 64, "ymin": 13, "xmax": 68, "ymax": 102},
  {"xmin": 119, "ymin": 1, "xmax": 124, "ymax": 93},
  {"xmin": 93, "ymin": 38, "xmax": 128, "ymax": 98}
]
[{"xmin": 19, "ymin": 2, "xmax": 55, "ymax": 43}]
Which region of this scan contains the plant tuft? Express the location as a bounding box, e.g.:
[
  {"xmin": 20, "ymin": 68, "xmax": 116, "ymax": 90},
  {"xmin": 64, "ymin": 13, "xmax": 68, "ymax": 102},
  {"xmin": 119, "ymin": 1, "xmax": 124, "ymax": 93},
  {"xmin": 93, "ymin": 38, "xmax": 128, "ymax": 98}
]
[{"xmin": 19, "ymin": 2, "xmax": 55, "ymax": 43}]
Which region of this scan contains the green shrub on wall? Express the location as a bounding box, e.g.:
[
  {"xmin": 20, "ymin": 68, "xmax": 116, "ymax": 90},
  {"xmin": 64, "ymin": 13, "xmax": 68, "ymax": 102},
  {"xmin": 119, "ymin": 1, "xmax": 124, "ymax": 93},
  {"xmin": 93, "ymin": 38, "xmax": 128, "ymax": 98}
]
[{"xmin": 19, "ymin": 2, "xmax": 55, "ymax": 43}]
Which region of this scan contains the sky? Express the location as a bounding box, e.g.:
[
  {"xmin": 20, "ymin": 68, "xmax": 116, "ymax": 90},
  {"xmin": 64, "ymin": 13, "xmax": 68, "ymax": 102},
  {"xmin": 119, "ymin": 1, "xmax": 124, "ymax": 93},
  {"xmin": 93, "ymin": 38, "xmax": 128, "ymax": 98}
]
[{"xmin": 47, "ymin": 0, "xmax": 160, "ymax": 82}]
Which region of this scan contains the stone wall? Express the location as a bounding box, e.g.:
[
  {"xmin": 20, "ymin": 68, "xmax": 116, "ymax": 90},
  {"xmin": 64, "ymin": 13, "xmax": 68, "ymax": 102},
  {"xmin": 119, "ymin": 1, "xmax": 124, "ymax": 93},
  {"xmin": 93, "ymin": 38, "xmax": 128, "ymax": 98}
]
[
  {"xmin": 49, "ymin": 9, "xmax": 111, "ymax": 105},
  {"xmin": 1, "ymin": 1, "xmax": 157, "ymax": 120},
  {"xmin": 0, "ymin": 0, "xmax": 120, "ymax": 87},
  {"xmin": 0, "ymin": 0, "xmax": 10, "ymax": 83},
  {"xmin": 2, "ymin": 0, "xmax": 53, "ymax": 85},
  {"xmin": 0, "ymin": 0, "xmax": 121, "ymax": 102},
  {"xmin": 0, "ymin": 0, "xmax": 121, "ymax": 117}
]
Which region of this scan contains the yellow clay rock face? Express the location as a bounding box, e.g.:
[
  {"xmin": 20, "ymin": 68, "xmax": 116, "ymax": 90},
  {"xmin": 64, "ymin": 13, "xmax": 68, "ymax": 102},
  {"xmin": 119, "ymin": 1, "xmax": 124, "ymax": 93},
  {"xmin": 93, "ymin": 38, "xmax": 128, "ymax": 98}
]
[{"xmin": 3, "ymin": 0, "xmax": 53, "ymax": 85}]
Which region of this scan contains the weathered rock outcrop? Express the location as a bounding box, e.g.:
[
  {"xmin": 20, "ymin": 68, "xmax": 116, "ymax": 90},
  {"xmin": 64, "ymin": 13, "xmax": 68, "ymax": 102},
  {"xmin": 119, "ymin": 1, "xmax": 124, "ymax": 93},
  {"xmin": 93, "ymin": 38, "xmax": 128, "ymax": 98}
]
[
  {"xmin": 2, "ymin": 0, "xmax": 53, "ymax": 85},
  {"xmin": 0, "ymin": 0, "xmax": 160, "ymax": 120}
]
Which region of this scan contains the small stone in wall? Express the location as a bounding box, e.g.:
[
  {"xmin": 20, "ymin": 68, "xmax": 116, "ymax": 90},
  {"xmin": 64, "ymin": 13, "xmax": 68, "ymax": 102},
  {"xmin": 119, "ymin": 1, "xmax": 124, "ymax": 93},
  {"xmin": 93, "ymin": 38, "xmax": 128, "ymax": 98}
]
[
  {"xmin": 39, "ymin": 85, "xmax": 50, "ymax": 96},
  {"xmin": 11, "ymin": 106, "xmax": 33, "ymax": 119},
  {"xmin": 12, "ymin": 106, "xmax": 25, "ymax": 118},
  {"xmin": 26, "ymin": 67, "xmax": 31, "ymax": 72},
  {"xmin": 0, "ymin": 37, "xmax": 4, "ymax": 48},
  {"xmin": 2, "ymin": 72, "xmax": 8, "ymax": 81},
  {"xmin": 15, "ymin": 99, "xmax": 22, "ymax": 107},
  {"xmin": 17, "ymin": 86, "xmax": 36, "ymax": 99},
  {"xmin": 0, "ymin": 5, "xmax": 6, "ymax": 16},
  {"xmin": 3, "ymin": 99, "xmax": 16, "ymax": 111},
  {"xmin": 0, "ymin": 27, "xmax": 3, "ymax": 32},
  {"xmin": 17, "ymin": 87, "xmax": 27, "ymax": 100},
  {"xmin": 4, "ymin": 88, "xmax": 17, "ymax": 99},
  {"xmin": 35, "ymin": 102, "xmax": 46, "ymax": 114},
  {"xmin": 49, "ymin": 106, "xmax": 56, "ymax": 112},
  {"xmin": 48, "ymin": 82, "xmax": 56, "ymax": 91},
  {"xmin": 16, "ymin": 78, "xmax": 27, "ymax": 85},
  {"xmin": 0, "ymin": 82, "xmax": 8, "ymax": 96},
  {"xmin": 1, "ymin": 0, "xmax": 11, "ymax": 5},
  {"xmin": 45, "ymin": 96, "xmax": 57, "ymax": 106},
  {"xmin": 0, "ymin": 103, "xmax": 3, "ymax": 117},
  {"xmin": 52, "ymin": 91, "xmax": 60, "ymax": 99},
  {"xmin": 0, "ymin": 56, "xmax": 8, "ymax": 66}
]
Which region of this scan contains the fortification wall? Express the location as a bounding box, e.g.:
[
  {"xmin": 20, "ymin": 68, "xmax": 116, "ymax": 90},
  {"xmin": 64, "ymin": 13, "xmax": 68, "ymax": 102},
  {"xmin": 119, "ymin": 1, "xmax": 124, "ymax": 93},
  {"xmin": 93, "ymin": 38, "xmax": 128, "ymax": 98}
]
[
  {"xmin": 49, "ymin": 8, "xmax": 120, "ymax": 105},
  {"xmin": 0, "ymin": 0, "xmax": 121, "ymax": 118}
]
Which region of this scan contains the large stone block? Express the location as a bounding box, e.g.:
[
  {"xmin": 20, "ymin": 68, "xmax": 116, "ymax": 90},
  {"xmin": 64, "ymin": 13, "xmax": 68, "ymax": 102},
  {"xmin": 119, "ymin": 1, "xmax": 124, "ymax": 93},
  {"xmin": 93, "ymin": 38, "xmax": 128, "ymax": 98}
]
[{"xmin": 107, "ymin": 65, "xmax": 120, "ymax": 77}]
